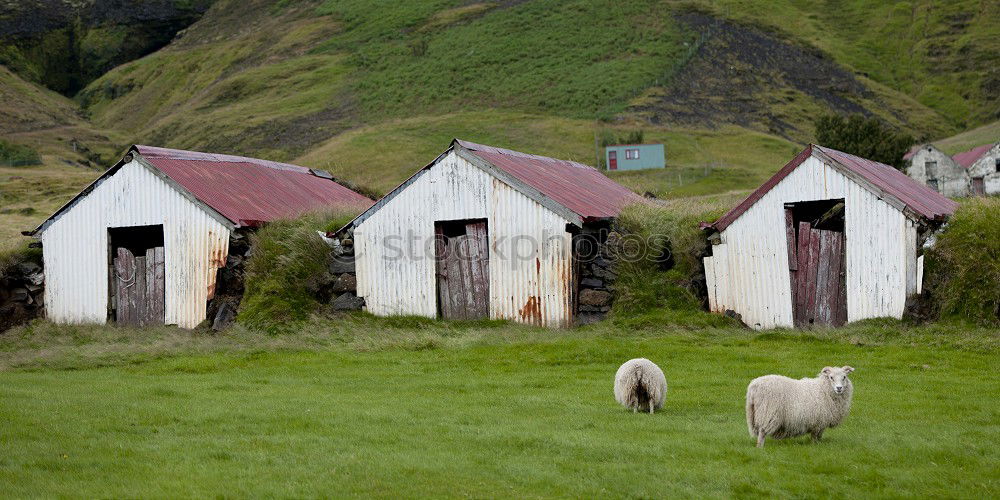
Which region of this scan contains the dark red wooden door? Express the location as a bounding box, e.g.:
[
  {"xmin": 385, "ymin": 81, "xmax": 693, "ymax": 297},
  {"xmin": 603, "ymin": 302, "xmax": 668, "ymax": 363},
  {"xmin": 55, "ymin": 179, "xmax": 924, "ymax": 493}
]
[
  {"xmin": 114, "ymin": 246, "xmax": 165, "ymax": 326},
  {"xmin": 789, "ymin": 221, "xmax": 846, "ymax": 328},
  {"xmin": 608, "ymin": 151, "xmax": 618, "ymax": 170},
  {"xmin": 435, "ymin": 220, "xmax": 489, "ymax": 320},
  {"xmin": 972, "ymin": 177, "xmax": 986, "ymax": 196}
]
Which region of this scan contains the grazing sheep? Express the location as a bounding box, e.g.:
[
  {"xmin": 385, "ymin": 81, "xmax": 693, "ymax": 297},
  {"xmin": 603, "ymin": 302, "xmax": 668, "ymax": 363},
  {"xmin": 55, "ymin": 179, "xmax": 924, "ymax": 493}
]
[
  {"xmin": 746, "ymin": 366, "xmax": 854, "ymax": 447},
  {"xmin": 614, "ymin": 358, "xmax": 667, "ymax": 413}
]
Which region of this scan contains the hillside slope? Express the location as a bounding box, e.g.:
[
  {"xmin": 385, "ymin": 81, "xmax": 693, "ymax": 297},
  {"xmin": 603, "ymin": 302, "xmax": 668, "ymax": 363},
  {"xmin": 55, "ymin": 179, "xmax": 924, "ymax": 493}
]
[
  {"xmin": 77, "ymin": 0, "xmax": 989, "ymax": 169},
  {"xmin": 933, "ymin": 120, "xmax": 1000, "ymax": 155},
  {"xmin": 0, "ymin": 0, "xmax": 213, "ymax": 95}
]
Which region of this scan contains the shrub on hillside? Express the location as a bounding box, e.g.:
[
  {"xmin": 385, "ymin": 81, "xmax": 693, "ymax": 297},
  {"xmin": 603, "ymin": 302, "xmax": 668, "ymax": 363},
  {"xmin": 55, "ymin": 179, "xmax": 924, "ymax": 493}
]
[
  {"xmin": 922, "ymin": 198, "xmax": 1000, "ymax": 326},
  {"xmin": 814, "ymin": 114, "xmax": 913, "ymax": 170},
  {"xmin": 238, "ymin": 210, "xmax": 358, "ymax": 333},
  {"xmin": 0, "ymin": 139, "xmax": 41, "ymax": 166}
]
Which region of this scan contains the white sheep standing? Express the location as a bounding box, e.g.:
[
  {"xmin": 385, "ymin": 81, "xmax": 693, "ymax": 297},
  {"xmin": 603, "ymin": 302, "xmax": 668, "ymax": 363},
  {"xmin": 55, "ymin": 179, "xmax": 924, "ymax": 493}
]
[
  {"xmin": 745, "ymin": 366, "xmax": 855, "ymax": 447},
  {"xmin": 614, "ymin": 358, "xmax": 667, "ymax": 413}
]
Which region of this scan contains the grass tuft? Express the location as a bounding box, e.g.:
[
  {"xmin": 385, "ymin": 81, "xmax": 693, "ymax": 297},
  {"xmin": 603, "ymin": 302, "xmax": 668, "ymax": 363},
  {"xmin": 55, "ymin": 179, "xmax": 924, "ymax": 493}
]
[
  {"xmin": 238, "ymin": 210, "xmax": 359, "ymax": 333},
  {"xmin": 611, "ymin": 200, "xmax": 727, "ymax": 319},
  {"xmin": 924, "ymin": 198, "xmax": 1000, "ymax": 326}
]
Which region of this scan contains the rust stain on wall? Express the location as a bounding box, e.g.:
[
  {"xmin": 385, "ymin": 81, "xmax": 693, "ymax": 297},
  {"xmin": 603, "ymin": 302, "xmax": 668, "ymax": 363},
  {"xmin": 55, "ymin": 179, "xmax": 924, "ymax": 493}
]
[
  {"xmin": 205, "ymin": 234, "xmax": 229, "ymax": 301},
  {"xmin": 519, "ymin": 295, "xmax": 542, "ymax": 325}
]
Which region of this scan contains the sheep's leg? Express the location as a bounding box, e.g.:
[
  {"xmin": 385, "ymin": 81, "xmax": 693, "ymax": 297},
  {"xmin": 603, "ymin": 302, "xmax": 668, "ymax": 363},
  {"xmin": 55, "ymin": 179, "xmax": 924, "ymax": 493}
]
[
  {"xmin": 811, "ymin": 430, "xmax": 823, "ymax": 442},
  {"xmin": 756, "ymin": 430, "xmax": 766, "ymax": 448},
  {"xmin": 649, "ymin": 402, "xmax": 654, "ymax": 414}
]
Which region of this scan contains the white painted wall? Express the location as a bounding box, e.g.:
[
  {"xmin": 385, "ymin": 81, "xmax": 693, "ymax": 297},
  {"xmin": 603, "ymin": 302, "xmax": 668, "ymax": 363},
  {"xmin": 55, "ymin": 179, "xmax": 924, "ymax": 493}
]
[
  {"xmin": 704, "ymin": 155, "xmax": 919, "ymax": 329},
  {"xmin": 967, "ymin": 143, "xmax": 1000, "ymax": 195},
  {"xmin": 40, "ymin": 160, "xmax": 231, "ymax": 328},
  {"xmin": 354, "ymin": 151, "xmax": 575, "ymax": 327},
  {"xmin": 907, "ymin": 146, "xmax": 967, "ymax": 197}
]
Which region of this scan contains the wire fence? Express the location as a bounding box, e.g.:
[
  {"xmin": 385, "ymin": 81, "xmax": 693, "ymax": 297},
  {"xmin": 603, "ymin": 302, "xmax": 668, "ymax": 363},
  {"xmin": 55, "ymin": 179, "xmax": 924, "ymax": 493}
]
[{"xmin": 0, "ymin": 159, "xmax": 42, "ymax": 167}]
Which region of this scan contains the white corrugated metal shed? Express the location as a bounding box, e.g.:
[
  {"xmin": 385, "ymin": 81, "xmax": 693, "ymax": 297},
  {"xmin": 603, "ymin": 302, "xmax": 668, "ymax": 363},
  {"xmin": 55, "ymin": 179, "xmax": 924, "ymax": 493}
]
[
  {"xmin": 702, "ymin": 145, "xmax": 957, "ymax": 330},
  {"xmin": 346, "ymin": 139, "xmax": 644, "ymax": 328},
  {"xmin": 31, "ymin": 145, "xmax": 370, "ymax": 329}
]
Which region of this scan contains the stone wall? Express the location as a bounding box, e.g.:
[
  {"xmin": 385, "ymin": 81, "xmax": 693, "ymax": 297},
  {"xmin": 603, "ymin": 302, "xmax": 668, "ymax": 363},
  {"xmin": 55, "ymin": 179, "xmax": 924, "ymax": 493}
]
[
  {"xmin": 325, "ymin": 227, "xmax": 364, "ymax": 311},
  {"xmin": 205, "ymin": 228, "xmax": 251, "ymax": 331},
  {"xmin": 0, "ymin": 259, "xmax": 45, "ymax": 332},
  {"xmin": 574, "ymin": 222, "xmax": 617, "ymax": 325}
]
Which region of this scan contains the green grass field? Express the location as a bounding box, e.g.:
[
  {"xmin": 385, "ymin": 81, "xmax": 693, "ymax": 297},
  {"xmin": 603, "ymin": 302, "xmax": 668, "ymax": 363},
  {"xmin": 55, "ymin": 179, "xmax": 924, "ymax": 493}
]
[{"xmin": 1, "ymin": 318, "xmax": 997, "ymax": 497}]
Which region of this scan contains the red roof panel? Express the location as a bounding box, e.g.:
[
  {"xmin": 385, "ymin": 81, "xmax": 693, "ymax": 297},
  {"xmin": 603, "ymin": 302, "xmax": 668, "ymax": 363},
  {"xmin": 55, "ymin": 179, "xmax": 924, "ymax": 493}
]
[
  {"xmin": 135, "ymin": 145, "xmax": 372, "ymax": 226},
  {"xmin": 710, "ymin": 145, "xmax": 957, "ymax": 232},
  {"xmin": 951, "ymin": 143, "xmax": 995, "ymax": 169},
  {"xmin": 455, "ymin": 140, "xmax": 646, "ymax": 220},
  {"xmin": 815, "ymin": 145, "xmax": 957, "ymax": 221}
]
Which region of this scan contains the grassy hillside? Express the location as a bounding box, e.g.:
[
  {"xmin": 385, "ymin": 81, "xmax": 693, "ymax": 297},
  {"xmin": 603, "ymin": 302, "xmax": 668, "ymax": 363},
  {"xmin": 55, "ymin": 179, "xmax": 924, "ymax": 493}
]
[
  {"xmin": 687, "ymin": 0, "xmax": 1000, "ymax": 129},
  {"xmin": 295, "ymin": 111, "xmax": 799, "ymax": 197},
  {"xmin": 933, "ymin": 120, "xmax": 1000, "ymax": 155},
  {"xmin": 0, "ymin": 0, "xmax": 214, "ymax": 95},
  {"xmin": 1, "ymin": 319, "xmax": 997, "ymax": 497},
  {"xmin": 77, "ymin": 0, "xmax": 984, "ymax": 166}
]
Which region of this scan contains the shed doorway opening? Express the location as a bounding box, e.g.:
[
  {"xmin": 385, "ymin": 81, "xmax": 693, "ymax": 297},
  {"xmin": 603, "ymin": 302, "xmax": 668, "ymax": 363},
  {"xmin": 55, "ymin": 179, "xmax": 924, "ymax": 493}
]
[
  {"xmin": 108, "ymin": 225, "xmax": 165, "ymax": 326},
  {"xmin": 784, "ymin": 199, "xmax": 846, "ymax": 328},
  {"xmin": 972, "ymin": 177, "xmax": 986, "ymax": 196},
  {"xmin": 434, "ymin": 219, "xmax": 489, "ymax": 320}
]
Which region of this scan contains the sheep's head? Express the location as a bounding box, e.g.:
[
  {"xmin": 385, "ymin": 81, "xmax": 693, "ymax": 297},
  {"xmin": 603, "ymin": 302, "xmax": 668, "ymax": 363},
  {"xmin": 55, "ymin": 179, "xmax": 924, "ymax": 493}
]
[{"xmin": 821, "ymin": 366, "xmax": 854, "ymax": 395}]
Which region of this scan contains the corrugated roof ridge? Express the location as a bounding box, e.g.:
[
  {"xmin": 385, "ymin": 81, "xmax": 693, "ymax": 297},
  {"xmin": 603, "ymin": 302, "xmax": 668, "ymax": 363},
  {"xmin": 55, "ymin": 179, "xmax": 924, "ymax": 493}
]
[
  {"xmin": 133, "ymin": 144, "xmax": 313, "ymax": 175},
  {"xmin": 454, "ymin": 139, "xmax": 592, "ymax": 170},
  {"xmin": 813, "ymin": 144, "xmax": 957, "ymax": 218}
]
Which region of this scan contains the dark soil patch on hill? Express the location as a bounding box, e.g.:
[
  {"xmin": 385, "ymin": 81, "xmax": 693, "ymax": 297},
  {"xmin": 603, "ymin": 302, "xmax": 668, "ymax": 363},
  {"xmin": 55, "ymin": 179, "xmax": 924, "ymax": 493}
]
[
  {"xmin": 0, "ymin": 0, "xmax": 214, "ymax": 95},
  {"xmin": 635, "ymin": 13, "xmax": 876, "ymax": 138}
]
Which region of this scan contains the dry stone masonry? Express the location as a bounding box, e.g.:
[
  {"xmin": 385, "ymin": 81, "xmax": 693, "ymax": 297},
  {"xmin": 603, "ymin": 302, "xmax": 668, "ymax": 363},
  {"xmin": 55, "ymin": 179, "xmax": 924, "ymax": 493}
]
[
  {"xmin": 326, "ymin": 227, "xmax": 365, "ymax": 311},
  {"xmin": 574, "ymin": 222, "xmax": 618, "ymax": 325},
  {"xmin": 0, "ymin": 259, "xmax": 45, "ymax": 332}
]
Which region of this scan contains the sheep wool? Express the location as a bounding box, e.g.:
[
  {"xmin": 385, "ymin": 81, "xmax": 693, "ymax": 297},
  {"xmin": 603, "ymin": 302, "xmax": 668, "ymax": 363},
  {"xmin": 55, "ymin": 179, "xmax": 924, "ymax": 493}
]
[
  {"xmin": 745, "ymin": 366, "xmax": 855, "ymax": 447},
  {"xmin": 614, "ymin": 358, "xmax": 667, "ymax": 413}
]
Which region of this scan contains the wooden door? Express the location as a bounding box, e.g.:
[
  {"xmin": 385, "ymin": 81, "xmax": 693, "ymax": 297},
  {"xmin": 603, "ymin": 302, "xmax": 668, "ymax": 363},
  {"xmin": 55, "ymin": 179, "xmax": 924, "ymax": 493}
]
[
  {"xmin": 435, "ymin": 220, "xmax": 489, "ymax": 320},
  {"xmin": 608, "ymin": 151, "xmax": 618, "ymax": 170},
  {"xmin": 788, "ymin": 221, "xmax": 846, "ymax": 328},
  {"xmin": 972, "ymin": 177, "xmax": 986, "ymax": 196},
  {"xmin": 114, "ymin": 246, "xmax": 165, "ymax": 326}
]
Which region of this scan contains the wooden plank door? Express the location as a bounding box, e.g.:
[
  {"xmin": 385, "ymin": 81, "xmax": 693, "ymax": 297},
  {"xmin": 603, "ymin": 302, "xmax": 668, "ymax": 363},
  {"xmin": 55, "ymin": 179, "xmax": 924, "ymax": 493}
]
[
  {"xmin": 790, "ymin": 223, "xmax": 846, "ymax": 328},
  {"xmin": 972, "ymin": 177, "xmax": 986, "ymax": 196},
  {"xmin": 435, "ymin": 220, "xmax": 489, "ymax": 320},
  {"xmin": 608, "ymin": 151, "xmax": 618, "ymax": 170},
  {"xmin": 113, "ymin": 246, "xmax": 165, "ymax": 326},
  {"xmin": 114, "ymin": 247, "xmax": 137, "ymax": 326}
]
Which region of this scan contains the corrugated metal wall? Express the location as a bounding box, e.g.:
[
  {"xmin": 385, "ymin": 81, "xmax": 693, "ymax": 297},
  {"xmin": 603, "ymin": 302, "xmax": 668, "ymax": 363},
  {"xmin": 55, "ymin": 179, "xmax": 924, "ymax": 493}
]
[
  {"xmin": 355, "ymin": 151, "xmax": 575, "ymax": 327},
  {"xmin": 41, "ymin": 160, "xmax": 230, "ymax": 328},
  {"xmin": 704, "ymin": 155, "xmax": 918, "ymax": 329}
]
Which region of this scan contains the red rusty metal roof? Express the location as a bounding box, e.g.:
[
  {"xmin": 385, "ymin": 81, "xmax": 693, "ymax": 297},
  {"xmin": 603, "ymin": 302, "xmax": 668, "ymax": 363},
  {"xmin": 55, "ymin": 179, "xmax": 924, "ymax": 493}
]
[
  {"xmin": 455, "ymin": 139, "xmax": 646, "ymax": 220},
  {"xmin": 902, "ymin": 145, "xmax": 920, "ymax": 161},
  {"xmin": 134, "ymin": 145, "xmax": 372, "ymax": 226},
  {"xmin": 951, "ymin": 143, "xmax": 996, "ymax": 169},
  {"xmin": 709, "ymin": 144, "xmax": 957, "ymax": 232}
]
